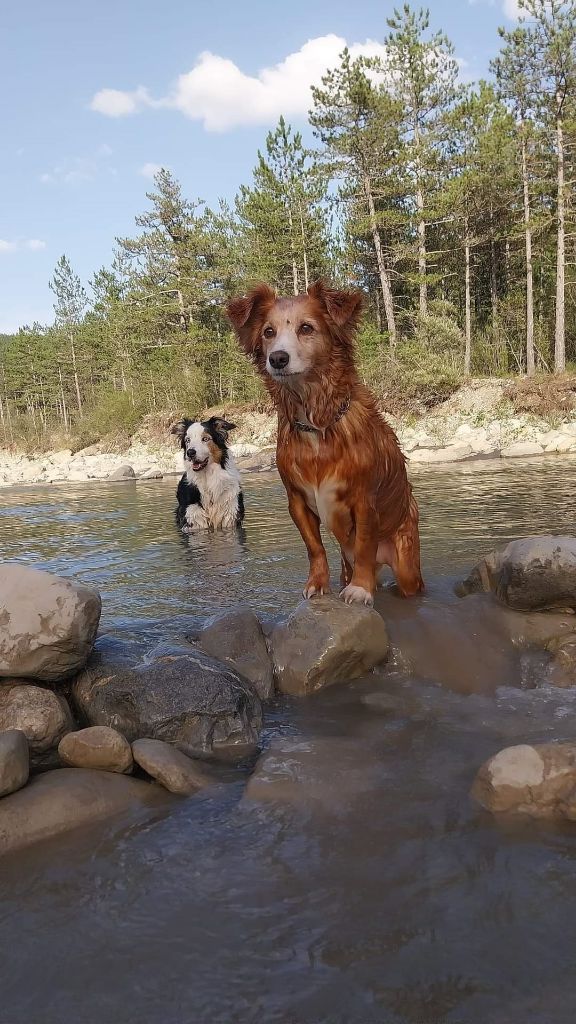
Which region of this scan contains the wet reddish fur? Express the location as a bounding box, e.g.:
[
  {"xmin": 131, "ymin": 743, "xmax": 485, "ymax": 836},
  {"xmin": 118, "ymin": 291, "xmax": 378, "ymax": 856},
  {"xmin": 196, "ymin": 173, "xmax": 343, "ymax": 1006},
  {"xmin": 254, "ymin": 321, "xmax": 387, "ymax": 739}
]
[{"xmin": 226, "ymin": 281, "xmax": 424, "ymax": 599}]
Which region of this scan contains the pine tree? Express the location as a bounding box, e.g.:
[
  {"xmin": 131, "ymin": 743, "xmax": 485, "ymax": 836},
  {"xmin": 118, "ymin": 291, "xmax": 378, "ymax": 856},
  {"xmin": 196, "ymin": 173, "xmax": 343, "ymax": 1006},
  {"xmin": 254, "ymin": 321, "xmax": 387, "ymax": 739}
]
[
  {"xmin": 386, "ymin": 5, "xmax": 461, "ymax": 316},
  {"xmin": 310, "ymin": 49, "xmax": 404, "ymax": 344},
  {"xmin": 49, "ymin": 255, "xmax": 88, "ymax": 415}
]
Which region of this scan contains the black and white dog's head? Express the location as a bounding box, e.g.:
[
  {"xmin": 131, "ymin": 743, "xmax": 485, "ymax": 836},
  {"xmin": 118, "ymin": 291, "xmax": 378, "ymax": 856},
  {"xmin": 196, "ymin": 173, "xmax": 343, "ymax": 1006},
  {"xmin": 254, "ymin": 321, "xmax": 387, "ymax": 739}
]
[{"xmin": 171, "ymin": 416, "xmax": 237, "ymax": 473}]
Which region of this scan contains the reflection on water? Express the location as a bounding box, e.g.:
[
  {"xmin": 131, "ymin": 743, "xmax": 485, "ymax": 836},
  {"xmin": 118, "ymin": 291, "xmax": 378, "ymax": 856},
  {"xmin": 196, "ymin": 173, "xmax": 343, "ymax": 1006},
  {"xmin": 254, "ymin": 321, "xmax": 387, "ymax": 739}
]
[{"xmin": 1, "ymin": 457, "xmax": 576, "ymax": 1023}]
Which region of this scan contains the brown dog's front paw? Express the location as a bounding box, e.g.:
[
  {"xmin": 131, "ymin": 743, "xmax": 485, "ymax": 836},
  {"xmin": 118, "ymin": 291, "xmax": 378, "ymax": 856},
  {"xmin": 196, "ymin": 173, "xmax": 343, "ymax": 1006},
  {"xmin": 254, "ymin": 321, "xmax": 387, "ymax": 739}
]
[
  {"xmin": 303, "ymin": 577, "xmax": 331, "ymax": 599},
  {"xmin": 340, "ymin": 584, "xmax": 374, "ymax": 607}
]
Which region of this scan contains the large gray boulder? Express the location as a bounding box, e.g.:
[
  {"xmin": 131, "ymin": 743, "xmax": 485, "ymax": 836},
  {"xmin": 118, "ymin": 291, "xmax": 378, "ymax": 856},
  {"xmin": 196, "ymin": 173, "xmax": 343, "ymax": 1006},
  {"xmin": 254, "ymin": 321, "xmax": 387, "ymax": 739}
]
[
  {"xmin": 132, "ymin": 738, "xmax": 213, "ymax": 795},
  {"xmin": 457, "ymin": 536, "xmax": 576, "ymax": 611},
  {"xmin": 108, "ymin": 464, "xmax": 136, "ymax": 480},
  {"xmin": 58, "ymin": 726, "xmax": 133, "ymax": 774},
  {"xmin": 0, "ymin": 684, "xmax": 74, "ymax": 769},
  {"xmin": 0, "ymin": 731, "xmax": 29, "ymax": 798},
  {"xmin": 0, "ymin": 768, "xmax": 169, "ymax": 855},
  {"xmin": 269, "ymin": 595, "xmax": 389, "ymax": 696},
  {"xmin": 0, "ymin": 564, "xmax": 101, "ymax": 681},
  {"xmin": 71, "ymin": 640, "xmax": 262, "ymax": 762},
  {"xmin": 196, "ymin": 606, "xmax": 275, "ymax": 700},
  {"xmin": 471, "ymin": 743, "xmax": 576, "ymax": 819}
]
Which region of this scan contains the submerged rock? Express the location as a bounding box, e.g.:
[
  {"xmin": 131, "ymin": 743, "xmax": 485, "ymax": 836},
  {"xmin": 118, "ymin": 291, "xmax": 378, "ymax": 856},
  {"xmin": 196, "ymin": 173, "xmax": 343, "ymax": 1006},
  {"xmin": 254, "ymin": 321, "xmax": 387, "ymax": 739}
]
[
  {"xmin": 132, "ymin": 738, "xmax": 213, "ymax": 795},
  {"xmin": 108, "ymin": 464, "xmax": 136, "ymax": 480},
  {"xmin": 545, "ymin": 635, "xmax": 576, "ymax": 688},
  {"xmin": 58, "ymin": 726, "xmax": 133, "ymax": 774},
  {"xmin": 270, "ymin": 595, "xmax": 389, "ymax": 696},
  {"xmin": 471, "ymin": 743, "xmax": 576, "ymax": 818},
  {"xmin": 0, "ymin": 768, "xmax": 169, "ymax": 855},
  {"xmin": 501, "ymin": 441, "xmax": 544, "ymax": 458},
  {"xmin": 71, "ymin": 640, "xmax": 262, "ymax": 762},
  {"xmin": 0, "ymin": 685, "xmax": 73, "ymax": 769},
  {"xmin": 0, "ymin": 731, "xmax": 29, "ymax": 798},
  {"xmin": 196, "ymin": 606, "xmax": 274, "ymax": 701},
  {"xmin": 0, "ymin": 564, "xmax": 101, "ymax": 681},
  {"xmin": 457, "ymin": 535, "xmax": 576, "ymax": 611}
]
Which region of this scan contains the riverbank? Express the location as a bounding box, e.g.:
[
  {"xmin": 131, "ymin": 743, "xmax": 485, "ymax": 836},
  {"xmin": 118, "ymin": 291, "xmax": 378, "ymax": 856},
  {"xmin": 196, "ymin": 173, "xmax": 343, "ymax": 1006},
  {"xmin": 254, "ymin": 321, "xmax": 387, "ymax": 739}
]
[{"xmin": 2, "ymin": 380, "xmax": 576, "ymax": 486}]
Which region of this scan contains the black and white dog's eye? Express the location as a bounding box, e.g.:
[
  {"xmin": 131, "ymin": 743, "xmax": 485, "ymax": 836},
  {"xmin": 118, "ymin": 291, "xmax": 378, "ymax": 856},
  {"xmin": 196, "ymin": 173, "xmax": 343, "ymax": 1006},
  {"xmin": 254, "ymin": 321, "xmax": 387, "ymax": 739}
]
[
  {"xmin": 263, "ymin": 326, "xmax": 275, "ymax": 339},
  {"xmin": 202, "ymin": 435, "xmax": 211, "ymax": 442}
]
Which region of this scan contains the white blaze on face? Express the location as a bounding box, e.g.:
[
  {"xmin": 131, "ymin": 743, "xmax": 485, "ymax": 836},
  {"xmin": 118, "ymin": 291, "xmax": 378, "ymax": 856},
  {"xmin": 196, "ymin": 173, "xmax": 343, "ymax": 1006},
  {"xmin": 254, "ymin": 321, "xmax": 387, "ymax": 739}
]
[
  {"xmin": 183, "ymin": 422, "xmax": 211, "ymax": 469},
  {"xmin": 266, "ymin": 323, "xmax": 314, "ymax": 377}
]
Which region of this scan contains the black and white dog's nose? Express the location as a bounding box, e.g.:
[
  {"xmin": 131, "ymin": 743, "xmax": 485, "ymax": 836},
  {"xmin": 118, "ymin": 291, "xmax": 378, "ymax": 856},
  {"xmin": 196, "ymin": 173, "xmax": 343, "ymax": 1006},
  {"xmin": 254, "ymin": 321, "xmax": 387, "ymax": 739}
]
[
  {"xmin": 186, "ymin": 448, "xmax": 196, "ymax": 459},
  {"xmin": 269, "ymin": 350, "xmax": 290, "ymax": 370}
]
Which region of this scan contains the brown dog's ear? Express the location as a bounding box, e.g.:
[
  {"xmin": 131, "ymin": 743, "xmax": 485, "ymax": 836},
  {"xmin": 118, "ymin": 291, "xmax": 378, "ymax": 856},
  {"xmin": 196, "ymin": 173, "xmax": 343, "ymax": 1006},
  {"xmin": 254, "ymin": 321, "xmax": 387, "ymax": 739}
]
[
  {"xmin": 308, "ymin": 280, "xmax": 364, "ymax": 328},
  {"xmin": 226, "ymin": 284, "xmax": 276, "ymax": 353}
]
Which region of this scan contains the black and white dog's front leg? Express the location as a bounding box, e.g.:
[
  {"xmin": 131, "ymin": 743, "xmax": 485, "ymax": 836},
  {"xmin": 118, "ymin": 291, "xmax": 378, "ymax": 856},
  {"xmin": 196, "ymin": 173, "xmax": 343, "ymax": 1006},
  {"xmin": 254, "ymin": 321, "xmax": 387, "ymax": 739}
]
[{"xmin": 182, "ymin": 503, "xmax": 209, "ymax": 533}]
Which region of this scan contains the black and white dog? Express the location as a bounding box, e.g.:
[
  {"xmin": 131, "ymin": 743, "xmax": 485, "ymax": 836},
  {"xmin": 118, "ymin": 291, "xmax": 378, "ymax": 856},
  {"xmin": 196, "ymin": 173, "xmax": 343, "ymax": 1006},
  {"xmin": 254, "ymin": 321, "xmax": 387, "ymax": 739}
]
[{"xmin": 172, "ymin": 416, "xmax": 245, "ymax": 532}]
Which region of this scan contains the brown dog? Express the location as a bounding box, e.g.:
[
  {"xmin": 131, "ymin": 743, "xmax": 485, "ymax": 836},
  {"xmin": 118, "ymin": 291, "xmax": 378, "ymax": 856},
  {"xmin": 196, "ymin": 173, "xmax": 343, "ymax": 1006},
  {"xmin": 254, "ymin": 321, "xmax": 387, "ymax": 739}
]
[{"xmin": 227, "ymin": 281, "xmax": 424, "ymax": 606}]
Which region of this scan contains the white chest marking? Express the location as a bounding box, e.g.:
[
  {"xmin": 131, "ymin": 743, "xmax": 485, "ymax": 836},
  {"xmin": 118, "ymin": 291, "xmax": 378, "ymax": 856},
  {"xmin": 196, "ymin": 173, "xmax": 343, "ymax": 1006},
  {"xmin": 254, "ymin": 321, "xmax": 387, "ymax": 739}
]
[
  {"xmin": 303, "ymin": 478, "xmax": 339, "ymax": 528},
  {"xmin": 185, "ymin": 457, "xmax": 241, "ymax": 530}
]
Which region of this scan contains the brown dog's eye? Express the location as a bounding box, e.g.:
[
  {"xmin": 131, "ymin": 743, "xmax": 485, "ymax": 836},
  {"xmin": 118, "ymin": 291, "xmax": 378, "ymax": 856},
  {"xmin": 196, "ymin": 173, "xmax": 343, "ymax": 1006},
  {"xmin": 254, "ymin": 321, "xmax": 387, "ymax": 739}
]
[
  {"xmin": 299, "ymin": 322, "xmax": 314, "ymax": 335},
  {"xmin": 263, "ymin": 326, "xmax": 275, "ymax": 339}
]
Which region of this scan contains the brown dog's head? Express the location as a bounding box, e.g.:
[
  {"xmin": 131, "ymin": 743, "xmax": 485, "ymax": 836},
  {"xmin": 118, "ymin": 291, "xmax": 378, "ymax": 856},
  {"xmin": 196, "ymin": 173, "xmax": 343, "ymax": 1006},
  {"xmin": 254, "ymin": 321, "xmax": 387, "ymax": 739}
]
[{"xmin": 226, "ymin": 281, "xmax": 363, "ymax": 384}]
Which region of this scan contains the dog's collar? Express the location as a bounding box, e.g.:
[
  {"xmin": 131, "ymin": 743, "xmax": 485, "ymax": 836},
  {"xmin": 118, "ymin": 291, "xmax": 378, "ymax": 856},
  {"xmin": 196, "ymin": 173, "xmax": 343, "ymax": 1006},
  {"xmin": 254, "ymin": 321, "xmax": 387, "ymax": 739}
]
[{"xmin": 292, "ymin": 395, "xmax": 351, "ymax": 434}]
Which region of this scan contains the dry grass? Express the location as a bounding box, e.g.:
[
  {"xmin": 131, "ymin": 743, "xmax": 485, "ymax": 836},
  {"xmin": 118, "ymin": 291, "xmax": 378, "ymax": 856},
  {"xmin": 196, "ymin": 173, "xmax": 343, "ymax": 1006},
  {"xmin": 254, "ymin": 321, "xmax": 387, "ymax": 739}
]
[{"xmin": 504, "ymin": 375, "xmax": 576, "ymax": 418}]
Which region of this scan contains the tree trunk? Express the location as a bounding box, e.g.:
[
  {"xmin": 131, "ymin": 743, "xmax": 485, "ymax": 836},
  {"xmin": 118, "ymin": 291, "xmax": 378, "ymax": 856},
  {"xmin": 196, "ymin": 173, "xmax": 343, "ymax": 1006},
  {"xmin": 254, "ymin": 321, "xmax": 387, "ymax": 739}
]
[
  {"xmin": 464, "ymin": 219, "xmax": 472, "ymax": 376},
  {"xmin": 416, "ymin": 185, "xmax": 427, "ymax": 316},
  {"xmin": 69, "ymin": 334, "xmax": 82, "ymax": 413},
  {"xmin": 521, "ymin": 132, "xmax": 535, "ymax": 376},
  {"xmin": 554, "ymin": 103, "xmax": 566, "ymax": 373},
  {"xmin": 58, "ymin": 365, "xmax": 69, "ymax": 432},
  {"xmin": 363, "ymin": 173, "xmax": 397, "ymax": 346},
  {"xmin": 298, "ymin": 203, "xmax": 309, "ymax": 291},
  {"xmin": 287, "ymin": 206, "xmax": 299, "ymax": 295},
  {"xmin": 489, "ymin": 207, "xmax": 498, "ymax": 328}
]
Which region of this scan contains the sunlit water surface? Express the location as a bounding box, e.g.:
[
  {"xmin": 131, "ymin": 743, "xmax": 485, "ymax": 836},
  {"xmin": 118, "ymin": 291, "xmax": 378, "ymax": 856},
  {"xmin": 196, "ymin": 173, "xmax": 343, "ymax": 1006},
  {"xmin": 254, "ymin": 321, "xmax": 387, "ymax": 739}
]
[{"xmin": 1, "ymin": 457, "xmax": 576, "ymax": 1023}]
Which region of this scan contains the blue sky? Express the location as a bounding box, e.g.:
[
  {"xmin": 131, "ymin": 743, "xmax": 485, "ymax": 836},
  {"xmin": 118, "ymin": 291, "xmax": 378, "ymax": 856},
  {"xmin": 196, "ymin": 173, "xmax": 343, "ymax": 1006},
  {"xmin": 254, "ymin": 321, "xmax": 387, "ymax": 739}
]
[{"xmin": 0, "ymin": 0, "xmax": 520, "ymax": 333}]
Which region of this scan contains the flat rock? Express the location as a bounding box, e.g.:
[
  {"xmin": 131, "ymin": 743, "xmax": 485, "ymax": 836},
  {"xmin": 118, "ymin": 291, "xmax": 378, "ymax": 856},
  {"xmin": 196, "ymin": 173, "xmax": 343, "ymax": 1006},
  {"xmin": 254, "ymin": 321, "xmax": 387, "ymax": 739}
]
[
  {"xmin": 0, "ymin": 768, "xmax": 169, "ymax": 855},
  {"xmin": 108, "ymin": 464, "xmax": 136, "ymax": 480},
  {"xmin": 0, "ymin": 685, "xmax": 74, "ymax": 769},
  {"xmin": 471, "ymin": 743, "xmax": 576, "ymax": 818},
  {"xmin": 270, "ymin": 595, "xmax": 389, "ymax": 696},
  {"xmin": 0, "ymin": 730, "xmax": 29, "ymax": 797},
  {"xmin": 58, "ymin": 726, "xmax": 133, "ymax": 773},
  {"xmin": 457, "ymin": 535, "xmax": 576, "ymax": 611},
  {"xmin": 139, "ymin": 467, "xmax": 164, "ymax": 480},
  {"xmin": 501, "ymin": 441, "xmax": 544, "ymax": 458},
  {"xmin": 196, "ymin": 606, "xmax": 274, "ymax": 700},
  {"xmin": 71, "ymin": 639, "xmax": 262, "ymax": 761},
  {"xmin": 409, "ymin": 444, "xmax": 473, "ymax": 464},
  {"xmin": 0, "ymin": 564, "xmax": 101, "ymax": 681},
  {"xmin": 132, "ymin": 738, "xmax": 212, "ymax": 794}
]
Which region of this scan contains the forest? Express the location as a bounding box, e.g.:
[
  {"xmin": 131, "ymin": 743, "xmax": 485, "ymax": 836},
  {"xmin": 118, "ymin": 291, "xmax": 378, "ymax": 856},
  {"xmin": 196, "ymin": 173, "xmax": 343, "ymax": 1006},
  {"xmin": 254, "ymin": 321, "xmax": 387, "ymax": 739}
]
[{"xmin": 1, "ymin": 0, "xmax": 576, "ymax": 447}]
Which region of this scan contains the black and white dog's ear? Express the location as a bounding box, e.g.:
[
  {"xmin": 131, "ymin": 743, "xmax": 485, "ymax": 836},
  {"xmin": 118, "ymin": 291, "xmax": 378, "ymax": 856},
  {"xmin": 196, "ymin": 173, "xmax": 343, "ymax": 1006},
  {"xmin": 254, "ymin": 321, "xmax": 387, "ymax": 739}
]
[
  {"xmin": 171, "ymin": 417, "xmax": 193, "ymax": 440},
  {"xmin": 207, "ymin": 416, "xmax": 237, "ymax": 437}
]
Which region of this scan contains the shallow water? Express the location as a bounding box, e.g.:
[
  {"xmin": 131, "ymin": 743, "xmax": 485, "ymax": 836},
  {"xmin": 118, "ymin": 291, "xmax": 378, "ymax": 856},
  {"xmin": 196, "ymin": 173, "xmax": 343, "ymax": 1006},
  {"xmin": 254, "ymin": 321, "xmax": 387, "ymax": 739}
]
[{"xmin": 2, "ymin": 457, "xmax": 576, "ymax": 1023}]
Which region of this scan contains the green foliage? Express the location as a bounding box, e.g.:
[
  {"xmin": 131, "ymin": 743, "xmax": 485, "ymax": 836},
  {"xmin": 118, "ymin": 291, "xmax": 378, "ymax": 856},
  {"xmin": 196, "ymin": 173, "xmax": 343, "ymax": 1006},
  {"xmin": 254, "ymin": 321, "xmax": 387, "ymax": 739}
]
[{"xmin": 3, "ymin": 3, "xmax": 576, "ymax": 446}]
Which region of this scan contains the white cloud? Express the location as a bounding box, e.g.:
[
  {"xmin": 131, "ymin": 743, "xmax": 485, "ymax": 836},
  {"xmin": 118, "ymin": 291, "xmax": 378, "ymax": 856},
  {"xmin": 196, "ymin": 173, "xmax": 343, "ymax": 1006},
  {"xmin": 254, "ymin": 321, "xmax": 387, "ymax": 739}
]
[
  {"xmin": 90, "ymin": 85, "xmax": 153, "ymax": 117},
  {"xmin": 0, "ymin": 238, "xmax": 46, "ymax": 254},
  {"xmin": 90, "ymin": 35, "xmax": 390, "ymax": 132},
  {"xmin": 139, "ymin": 161, "xmax": 165, "ymax": 179},
  {"xmin": 40, "ymin": 147, "xmax": 116, "ymax": 185}
]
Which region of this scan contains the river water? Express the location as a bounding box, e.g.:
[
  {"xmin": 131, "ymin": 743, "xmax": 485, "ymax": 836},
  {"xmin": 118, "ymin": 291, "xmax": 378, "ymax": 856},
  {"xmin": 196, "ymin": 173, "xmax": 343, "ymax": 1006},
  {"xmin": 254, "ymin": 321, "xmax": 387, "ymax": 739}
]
[{"xmin": 1, "ymin": 457, "xmax": 576, "ymax": 1023}]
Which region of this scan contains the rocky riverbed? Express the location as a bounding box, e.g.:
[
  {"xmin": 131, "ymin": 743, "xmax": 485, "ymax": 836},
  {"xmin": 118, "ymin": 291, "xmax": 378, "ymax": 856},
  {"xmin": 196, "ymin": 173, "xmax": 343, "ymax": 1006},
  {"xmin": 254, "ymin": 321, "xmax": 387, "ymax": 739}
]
[
  {"xmin": 1, "ymin": 533, "xmax": 576, "ymax": 855},
  {"xmin": 3, "ymin": 381, "xmax": 576, "ymax": 486}
]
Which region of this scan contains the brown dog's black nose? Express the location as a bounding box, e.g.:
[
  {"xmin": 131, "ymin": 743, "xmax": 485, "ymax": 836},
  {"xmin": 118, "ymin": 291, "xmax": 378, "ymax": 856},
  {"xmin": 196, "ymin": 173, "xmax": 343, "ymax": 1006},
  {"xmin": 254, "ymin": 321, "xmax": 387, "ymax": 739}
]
[{"xmin": 269, "ymin": 350, "xmax": 289, "ymax": 370}]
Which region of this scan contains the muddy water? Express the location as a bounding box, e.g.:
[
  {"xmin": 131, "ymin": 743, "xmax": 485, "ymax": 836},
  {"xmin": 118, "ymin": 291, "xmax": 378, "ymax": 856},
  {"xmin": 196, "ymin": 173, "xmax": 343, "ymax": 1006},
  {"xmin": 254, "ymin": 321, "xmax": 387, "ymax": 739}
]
[{"xmin": 1, "ymin": 457, "xmax": 576, "ymax": 1023}]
